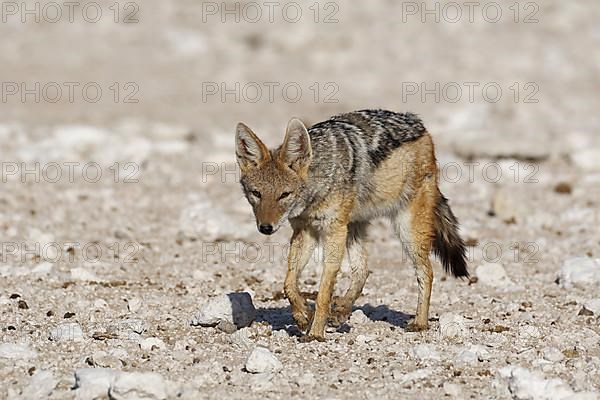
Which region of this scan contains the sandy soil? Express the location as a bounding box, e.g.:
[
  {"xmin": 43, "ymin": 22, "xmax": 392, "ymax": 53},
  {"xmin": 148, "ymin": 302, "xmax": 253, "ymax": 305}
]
[{"xmin": 0, "ymin": 0, "xmax": 599, "ymax": 399}]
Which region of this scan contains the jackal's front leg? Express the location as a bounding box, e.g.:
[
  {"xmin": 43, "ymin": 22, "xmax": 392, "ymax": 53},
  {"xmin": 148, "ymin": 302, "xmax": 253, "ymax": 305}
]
[
  {"xmin": 284, "ymin": 223, "xmax": 317, "ymax": 332},
  {"xmin": 302, "ymin": 222, "xmax": 348, "ymax": 342}
]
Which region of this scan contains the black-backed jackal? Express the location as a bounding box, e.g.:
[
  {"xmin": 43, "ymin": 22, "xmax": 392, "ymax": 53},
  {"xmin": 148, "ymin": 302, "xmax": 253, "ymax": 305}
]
[{"xmin": 236, "ymin": 109, "xmax": 468, "ymax": 342}]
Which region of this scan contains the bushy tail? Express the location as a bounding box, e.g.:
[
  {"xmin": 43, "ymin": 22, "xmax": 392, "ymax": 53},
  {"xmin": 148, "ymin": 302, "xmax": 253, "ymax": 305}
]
[{"xmin": 432, "ymin": 193, "xmax": 469, "ymax": 278}]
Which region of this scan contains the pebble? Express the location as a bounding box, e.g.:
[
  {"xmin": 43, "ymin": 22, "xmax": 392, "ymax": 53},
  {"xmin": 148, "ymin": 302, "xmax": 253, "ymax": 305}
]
[
  {"xmin": 0, "ymin": 343, "xmax": 37, "ymax": 359},
  {"xmin": 571, "ymin": 148, "xmax": 600, "ymax": 171},
  {"xmin": 127, "ymin": 297, "xmax": 143, "ymax": 313},
  {"xmin": 295, "ymin": 371, "xmax": 317, "ymax": 387},
  {"xmin": 349, "ymin": 309, "xmax": 370, "ymax": 325},
  {"xmin": 582, "ymin": 299, "xmax": 600, "ymax": 315},
  {"xmin": 74, "ymin": 368, "xmax": 119, "ymax": 399},
  {"xmin": 542, "ymin": 347, "xmax": 565, "ymax": 363},
  {"xmin": 191, "ymin": 292, "xmax": 256, "ymax": 330},
  {"xmin": 392, "ymin": 368, "xmax": 434, "ymax": 384},
  {"xmin": 476, "ymin": 262, "xmax": 516, "ymax": 289},
  {"xmin": 110, "ymin": 371, "xmax": 169, "ymax": 400},
  {"xmin": 411, "ymin": 344, "xmax": 440, "ymax": 361},
  {"xmin": 230, "ymin": 327, "xmax": 254, "ymax": 349},
  {"xmin": 438, "ymin": 313, "xmax": 468, "ymax": 339},
  {"xmin": 245, "ymin": 347, "xmax": 282, "ymax": 374},
  {"xmin": 492, "ymin": 187, "xmax": 531, "ymax": 223},
  {"xmin": 49, "ymin": 322, "xmax": 85, "ymax": 342},
  {"xmin": 443, "ymin": 382, "xmax": 463, "ymax": 397},
  {"xmin": 498, "ymin": 366, "xmax": 595, "ymax": 400},
  {"xmin": 558, "ymin": 257, "xmax": 600, "ymax": 289},
  {"xmin": 22, "ymin": 370, "xmax": 57, "ymax": 399},
  {"xmin": 91, "ymin": 351, "xmax": 123, "ymax": 369},
  {"xmin": 139, "ymin": 337, "xmax": 166, "ymax": 351},
  {"xmin": 456, "ymin": 344, "xmax": 491, "ymax": 365}
]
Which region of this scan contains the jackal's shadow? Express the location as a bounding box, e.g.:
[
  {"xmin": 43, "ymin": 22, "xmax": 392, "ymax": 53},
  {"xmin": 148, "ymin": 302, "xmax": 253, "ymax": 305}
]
[{"xmin": 255, "ymin": 303, "xmax": 412, "ymax": 335}]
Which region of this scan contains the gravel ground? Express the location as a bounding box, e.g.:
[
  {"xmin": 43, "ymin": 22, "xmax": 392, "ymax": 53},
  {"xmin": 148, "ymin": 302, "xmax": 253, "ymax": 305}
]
[{"xmin": 1, "ymin": 1, "xmax": 599, "ymax": 399}]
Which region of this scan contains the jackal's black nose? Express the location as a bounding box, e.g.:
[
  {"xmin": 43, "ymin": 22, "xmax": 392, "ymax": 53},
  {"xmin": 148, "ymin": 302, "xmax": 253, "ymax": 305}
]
[{"xmin": 259, "ymin": 224, "xmax": 274, "ymax": 235}]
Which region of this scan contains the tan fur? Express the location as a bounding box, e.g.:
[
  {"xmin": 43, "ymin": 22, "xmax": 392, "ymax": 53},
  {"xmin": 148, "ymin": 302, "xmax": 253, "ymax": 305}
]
[{"xmin": 236, "ymin": 112, "xmax": 467, "ymax": 341}]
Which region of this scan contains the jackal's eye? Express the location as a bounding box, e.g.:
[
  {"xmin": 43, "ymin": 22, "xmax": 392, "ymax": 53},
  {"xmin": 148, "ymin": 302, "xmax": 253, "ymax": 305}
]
[
  {"xmin": 278, "ymin": 191, "xmax": 292, "ymax": 200},
  {"xmin": 250, "ymin": 190, "xmax": 261, "ymax": 199}
]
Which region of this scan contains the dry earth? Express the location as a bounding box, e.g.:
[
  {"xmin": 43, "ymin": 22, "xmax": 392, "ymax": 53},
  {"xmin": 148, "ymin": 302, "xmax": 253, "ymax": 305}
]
[{"xmin": 1, "ymin": 0, "xmax": 599, "ymax": 399}]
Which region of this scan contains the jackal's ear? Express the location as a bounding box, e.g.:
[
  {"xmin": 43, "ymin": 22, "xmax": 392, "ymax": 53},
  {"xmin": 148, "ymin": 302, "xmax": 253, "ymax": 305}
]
[
  {"xmin": 236, "ymin": 122, "xmax": 270, "ymax": 172},
  {"xmin": 279, "ymin": 118, "xmax": 312, "ymax": 175}
]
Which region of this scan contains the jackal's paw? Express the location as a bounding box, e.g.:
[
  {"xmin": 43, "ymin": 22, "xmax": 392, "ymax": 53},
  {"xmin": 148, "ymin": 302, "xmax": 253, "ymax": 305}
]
[
  {"xmin": 292, "ymin": 308, "xmax": 313, "ymax": 332},
  {"xmin": 328, "ymin": 300, "xmax": 352, "ymax": 328},
  {"xmin": 298, "ymin": 334, "xmax": 326, "ymax": 343},
  {"xmin": 406, "ymin": 322, "xmax": 429, "ymax": 332}
]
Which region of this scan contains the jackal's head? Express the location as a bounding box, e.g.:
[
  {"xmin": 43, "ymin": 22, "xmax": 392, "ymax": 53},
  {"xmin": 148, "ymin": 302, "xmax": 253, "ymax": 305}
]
[{"xmin": 235, "ymin": 118, "xmax": 312, "ymax": 235}]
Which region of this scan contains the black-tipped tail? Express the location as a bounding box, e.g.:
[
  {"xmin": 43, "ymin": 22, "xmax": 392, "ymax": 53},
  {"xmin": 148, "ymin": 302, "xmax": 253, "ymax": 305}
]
[{"xmin": 432, "ymin": 193, "xmax": 469, "ymax": 278}]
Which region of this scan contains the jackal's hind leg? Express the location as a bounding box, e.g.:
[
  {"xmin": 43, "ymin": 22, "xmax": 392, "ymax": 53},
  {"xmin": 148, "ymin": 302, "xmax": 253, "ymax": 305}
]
[{"xmin": 329, "ymin": 222, "xmax": 369, "ymax": 327}]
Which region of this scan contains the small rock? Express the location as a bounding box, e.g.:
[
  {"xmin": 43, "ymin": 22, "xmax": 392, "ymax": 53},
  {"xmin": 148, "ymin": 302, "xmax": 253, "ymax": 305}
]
[
  {"xmin": 582, "ymin": 299, "xmax": 600, "ymax": 315},
  {"xmin": 558, "ymin": 257, "xmax": 600, "ymax": 289},
  {"xmin": 74, "ymin": 368, "xmax": 118, "ymax": 399},
  {"xmin": 443, "ymin": 382, "xmax": 462, "ymax": 397},
  {"xmin": 492, "ymin": 187, "xmax": 531, "ymax": 223},
  {"xmin": 230, "ymin": 327, "xmax": 254, "ymax": 349},
  {"xmin": 71, "ymin": 267, "xmax": 101, "ymax": 282},
  {"xmin": 22, "ymin": 370, "xmax": 57, "ymax": 399},
  {"xmin": 245, "ymin": 347, "xmax": 282, "ymax": 374},
  {"xmin": 456, "ymin": 344, "xmax": 491, "ymax": 365},
  {"xmin": 543, "ymin": 347, "xmax": 565, "ymax": 363},
  {"xmin": 571, "ymin": 148, "xmax": 600, "ymax": 171},
  {"xmin": 349, "ymin": 309, "xmax": 370, "ymax": 325},
  {"xmin": 191, "ymin": 292, "xmax": 256, "ymax": 330},
  {"xmin": 411, "ymin": 344, "xmax": 440, "ymax": 361},
  {"xmin": 295, "ymin": 371, "xmax": 317, "ymax": 387},
  {"xmin": 49, "ymin": 322, "xmax": 85, "ymax": 342},
  {"xmin": 498, "ymin": 366, "xmax": 591, "ymax": 400},
  {"xmin": 476, "ymin": 262, "xmax": 516, "ymax": 289},
  {"xmin": 438, "ymin": 313, "xmax": 468, "ymax": 339},
  {"xmin": 139, "ymin": 337, "xmax": 166, "ymax": 351},
  {"xmin": 117, "ymin": 319, "xmax": 147, "ymax": 338},
  {"xmin": 0, "ymin": 343, "xmax": 37, "ymax": 359},
  {"xmin": 392, "ymin": 368, "xmax": 433, "ymax": 384},
  {"xmin": 127, "ymin": 297, "xmax": 143, "ymax": 313},
  {"xmin": 90, "ymin": 351, "xmax": 123, "ymax": 368},
  {"xmin": 356, "ymin": 334, "xmax": 376, "ymax": 344},
  {"xmin": 109, "ymin": 371, "xmax": 168, "ymax": 400},
  {"xmin": 520, "ymin": 325, "xmax": 541, "ymax": 339}
]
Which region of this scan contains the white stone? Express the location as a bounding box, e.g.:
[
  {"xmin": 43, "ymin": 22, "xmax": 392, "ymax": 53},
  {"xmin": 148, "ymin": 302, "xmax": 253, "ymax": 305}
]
[
  {"xmin": 31, "ymin": 262, "xmax": 53, "ymax": 274},
  {"xmin": 349, "ymin": 309, "xmax": 370, "ymax": 325},
  {"xmin": 456, "ymin": 344, "xmax": 491, "ymax": 365},
  {"xmin": 109, "ymin": 371, "xmax": 168, "ymax": 400},
  {"xmin": 492, "ymin": 187, "xmax": 531, "ymax": 223},
  {"xmin": 443, "ymin": 382, "xmax": 462, "ymax": 397},
  {"xmin": 70, "ymin": 267, "xmax": 101, "ymax": 282},
  {"xmin": 583, "ymin": 299, "xmax": 600, "ymax": 315},
  {"xmin": 0, "ymin": 343, "xmax": 37, "ymax": 359},
  {"xmin": 295, "ymin": 371, "xmax": 317, "ymax": 387},
  {"xmin": 22, "ymin": 370, "xmax": 57, "ymax": 399},
  {"xmin": 49, "ymin": 322, "xmax": 85, "ymax": 342},
  {"xmin": 245, "ymin": 347, "xmax": 282, "ymax": 374},
  {"xmin": 476, "ymin": 262, "xmax": 516, "ymax": 289},
  {"xmin": 356, "ymin": 334, "xmax": 376, "ymax": 344},
  {"xmin": 140, "ymin": 337, "xmax": 166, "ymax": 351},
  {"xmin": 230, "ymin": 327, "xmax": 254, "ymax": 349},
  {"xmin": 558, "ymin": 258, "xmax": 600, "ymax": 289},
  {"xmin": 191, "ymin": 292, "xmax": 256, "ymax": 329},
  {"xmin": 411, "ymin": 344, "xmax": 440, "ymax": 361},
  {"xmin": 520, "ymin": 325, "xmax": 541, "ymax": 339},
  {"xmin": 542, "ymin": 347, "xmax": 564, "ymax": 363},
  {"xmin": 498, "ymin": 366, "xmax": 587, "ymax": 400},
  {"xmin": 438, "ymin": 313, "xmax": 468, "ymax": 339},
  {"xmin": 127, "ymin": 297, "xmax": 143, "ymax": 313},
  {"xmin": 392, "ymin": 368, "xmax": 434, "ymax": 384},
  {"xmin": 572, "ymin": 148, "xmax": 600, "ymax": 171},
  {"xmin": 74, "ymin": 368, "xmax": 118, "ymax": 400}
]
